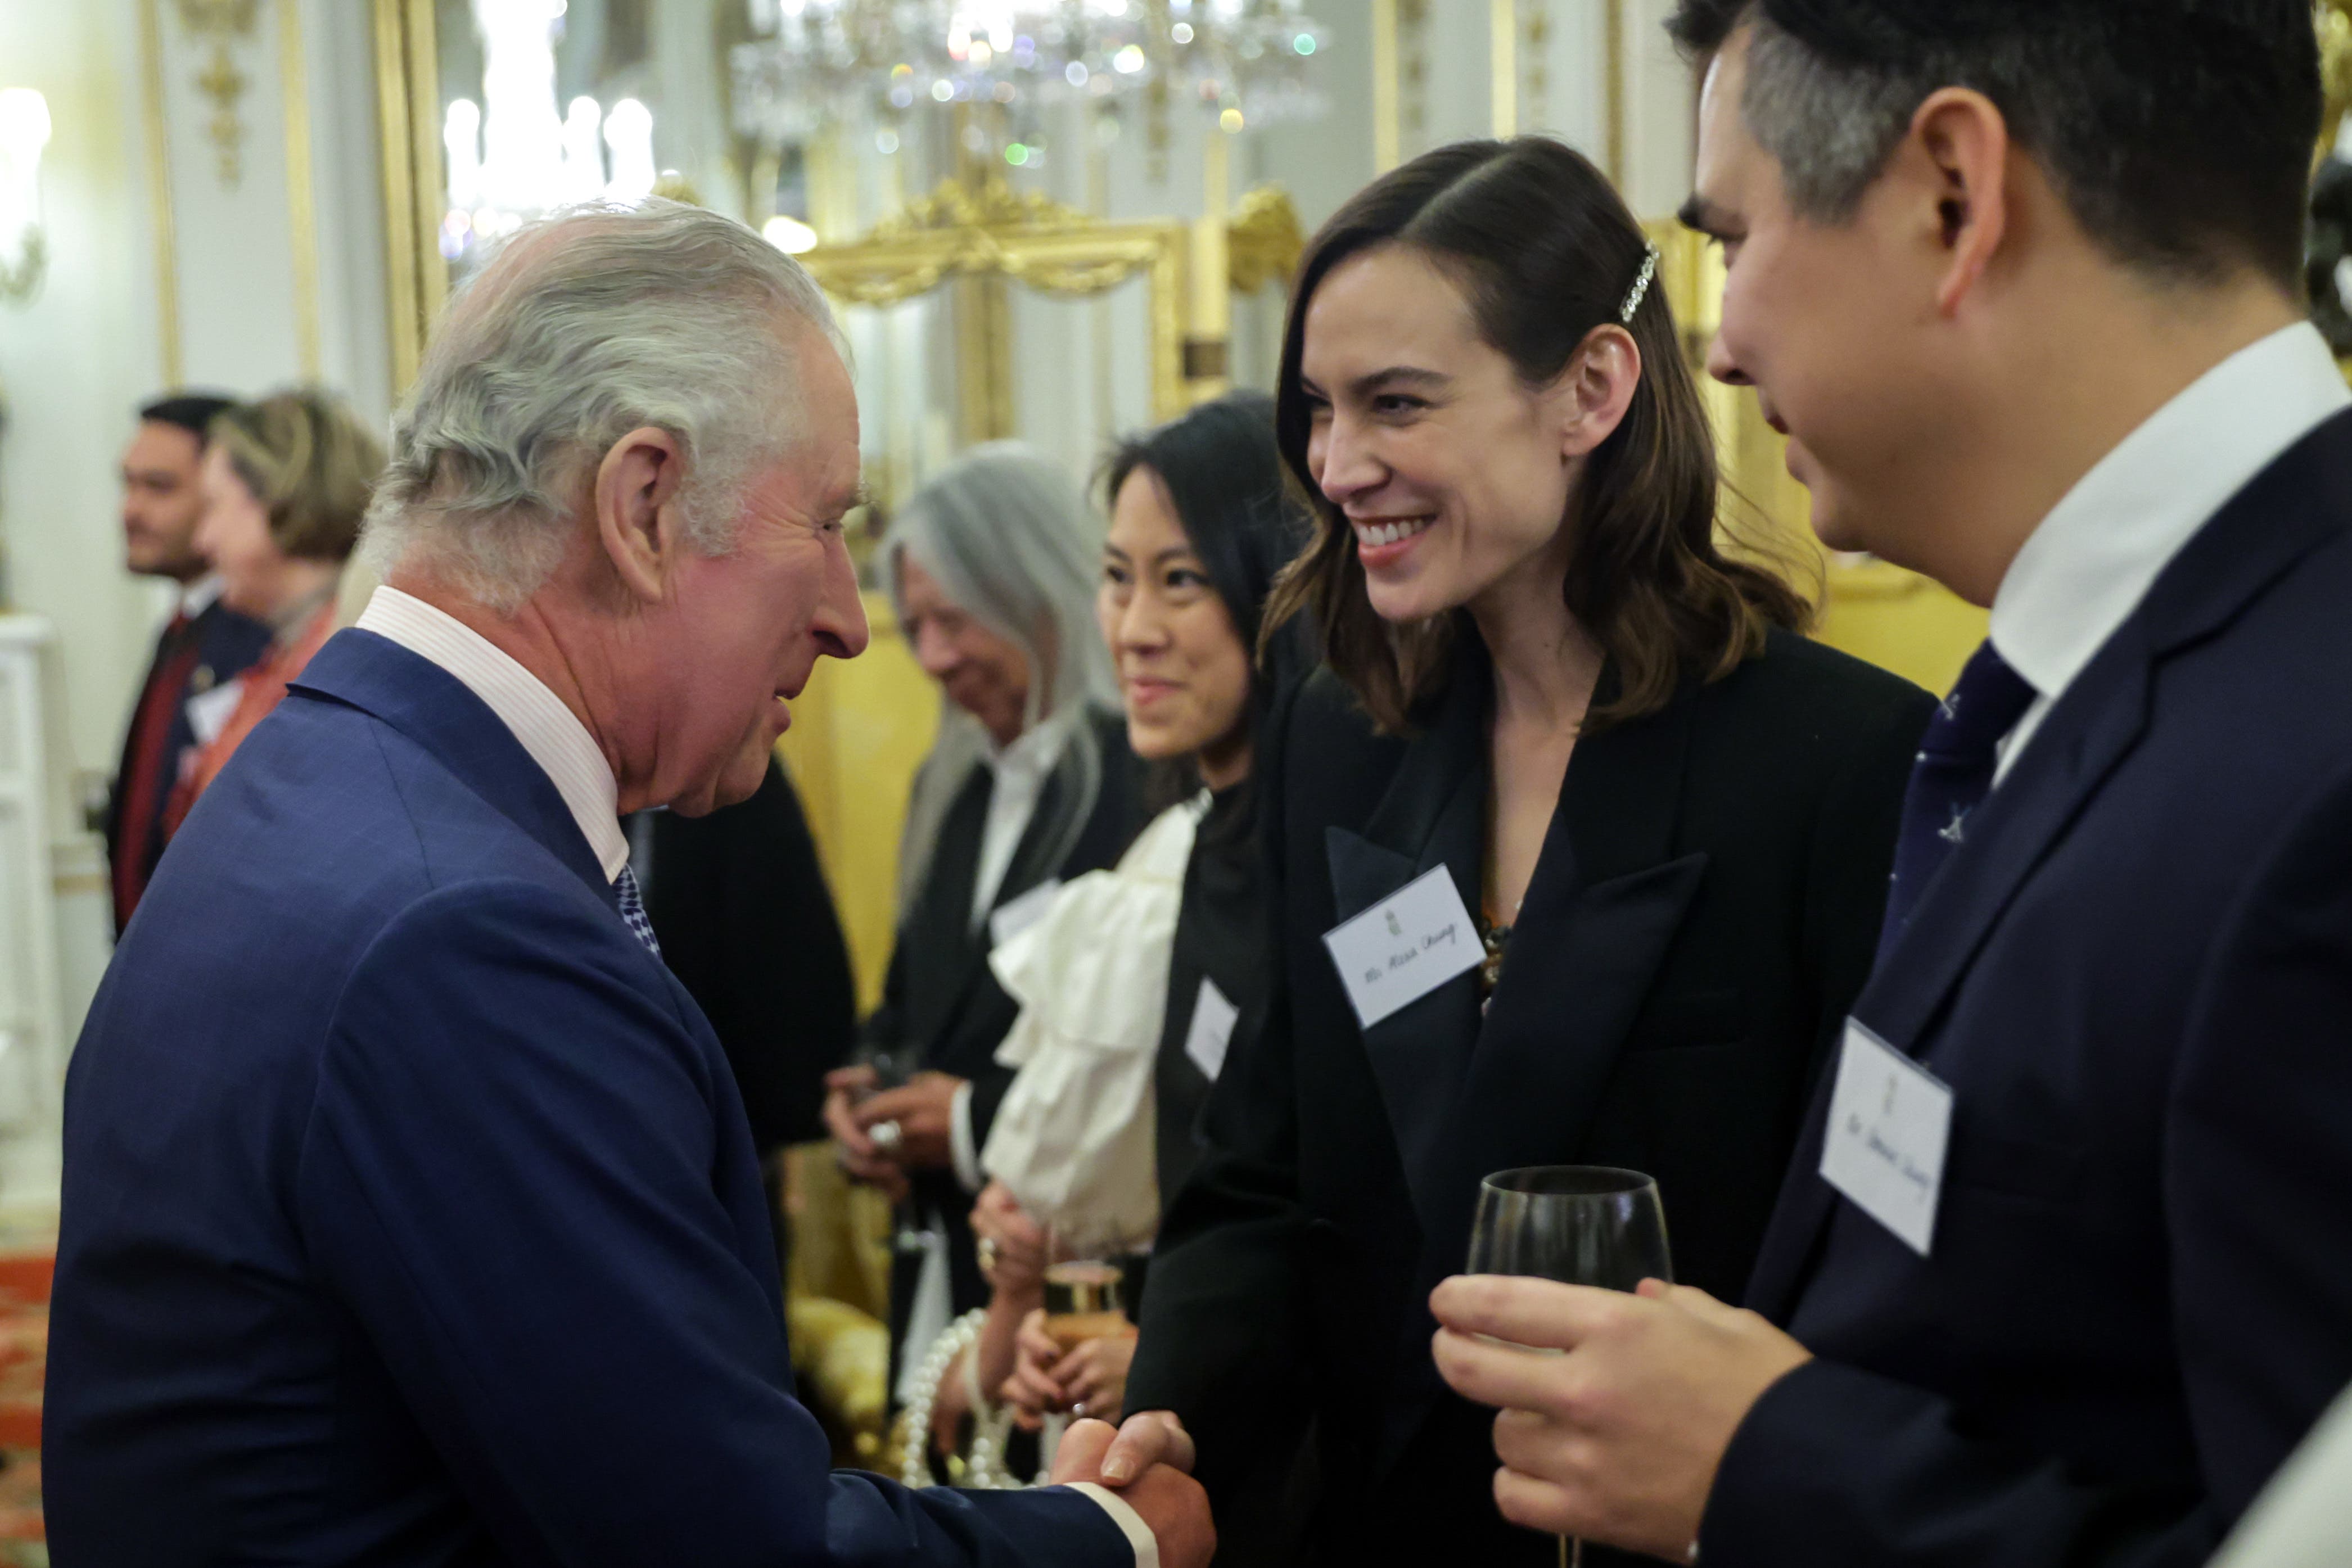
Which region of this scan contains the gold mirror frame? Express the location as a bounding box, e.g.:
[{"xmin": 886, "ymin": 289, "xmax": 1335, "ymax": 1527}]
[{"xmin": 802, "ymin": 174, "xmax": 1193, "ymax": 441}]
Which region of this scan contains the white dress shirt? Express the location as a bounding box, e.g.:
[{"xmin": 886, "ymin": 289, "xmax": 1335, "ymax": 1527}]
[
  {"xmin": 359, "ymin": 589, "xmax": 1155, "ymax": 1560},
  {"xmin": 179, "ymin": 574, "xmax": 225, "ymax": 619},
  {"xmin": 355, "ymin": 586, "xmax": 630, "ymax": 881},
  {"xmin": 969, "ymin": 710, "xmax": 1077, "ymax": 929},
  {"xmin": 1990, "ymin": 322, "xmax": 2351, "ymax": 782},
  {"xmin": 2212, "ymin": 1380, "xmax": 2352, "ymax": 1567}
]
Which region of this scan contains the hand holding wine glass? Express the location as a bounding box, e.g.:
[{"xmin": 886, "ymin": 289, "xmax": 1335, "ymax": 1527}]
[
  {"xmin": 1433, "ymin": 1168, "xmax": 1812, "ymax": 1564},
  {"xmin": 1462, "ymin": 1167, "xmax": 1674, "ymax": 1567}
]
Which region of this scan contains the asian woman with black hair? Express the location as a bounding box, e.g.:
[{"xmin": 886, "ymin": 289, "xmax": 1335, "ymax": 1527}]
[{"xmin": 902, "ymin": 394, "xmax": 1304, "ymax": 1494}]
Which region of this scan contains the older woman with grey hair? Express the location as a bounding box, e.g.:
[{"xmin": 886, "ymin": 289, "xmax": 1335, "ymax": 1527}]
[{"xmin": 823, "ymin": 441, "xmax": 1145, "ymax": 1427}]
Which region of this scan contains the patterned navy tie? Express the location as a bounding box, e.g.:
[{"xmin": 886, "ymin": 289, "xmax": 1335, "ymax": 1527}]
[
  {"xmin": 613, "ymin": 864, "xmax": 663, "ymax": 959},
  {"xmin": 1877, "ymin": 639, "xmax": 2038, "ymax": 964}
]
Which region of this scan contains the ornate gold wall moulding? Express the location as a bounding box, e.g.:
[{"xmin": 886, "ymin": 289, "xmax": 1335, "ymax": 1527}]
[
  {"xmin": 173, "ymin": 0, "xmax": 260, "ymax": 186},
  {"xmin": 801, "ymin": 173, "xmax": 1192, "ymax": 422},
  {"xmin": 2319, "ymin": 0, "xmax": 2352, "ymax": 165},
  {"xmin": 1225, "ymin": 184, "xmax": 1304, "ymax": 295}
]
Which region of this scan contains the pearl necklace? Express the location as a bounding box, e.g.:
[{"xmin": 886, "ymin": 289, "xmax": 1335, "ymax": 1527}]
[{"xmin": 893, "ymin": 1307, "xmax": 1021, "ymax": 1491}]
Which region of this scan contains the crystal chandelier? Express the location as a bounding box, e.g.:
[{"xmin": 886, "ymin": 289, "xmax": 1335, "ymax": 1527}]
[
  {"xmin": 732, "ymin": 0, "xmax": 1326, "ymax": 153},
  {"xmin": 440, "ymin": 0, "xmax": 664, "ymax": 263}
]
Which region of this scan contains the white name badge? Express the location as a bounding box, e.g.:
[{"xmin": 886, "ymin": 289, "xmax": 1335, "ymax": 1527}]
[
  {"xmin": 988, "ymin": 878, "xmax": 1063, "ymax": 948},
  {"xmin": 1184, "ymin": 976, "xmax": 1240, "ymax": 1082},
  {"xmin": 1820, "ymin": 1018, "xmax": 1954, "ymax": 1257},
  {"xmin": 1322, "ymin": 865, "xmax": 1483, "ymax": 1031},
  {"xmin": 186, "ymin": 680, "xmax": 242, "ymax": 747}
]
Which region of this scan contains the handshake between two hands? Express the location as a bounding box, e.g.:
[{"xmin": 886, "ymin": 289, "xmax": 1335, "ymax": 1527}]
[{"xmin": 1046, "ymin": 1410, "xmax": 1215, "ymax": 1568}]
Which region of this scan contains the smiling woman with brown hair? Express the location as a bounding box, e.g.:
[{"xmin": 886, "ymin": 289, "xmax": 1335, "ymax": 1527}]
[{"xmin": 1100, "ymin": 137, "xmax": 1939, "ymax": 1564}]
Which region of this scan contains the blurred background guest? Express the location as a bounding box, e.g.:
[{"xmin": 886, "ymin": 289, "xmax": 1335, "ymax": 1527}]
[
  {"xmin": 954, "ymin": 392, "xmax": 1312, "ymax": 1562},
  {"xmin": 970, "ymin": 391, "xmax": 1300, "ymax": 1426},
  {"xmin": 821, "ymin": 442, "xmax": 1145, "ymax": 1411},
  {"xmin": 1110, "ymin": 138, "xmax": 1933, "ymax": 1565},
  {"xmin": 622, "ymin": 756, "xmax": 859, "ymax": 1282},
  {"xmin": 165, "ymin": 390, "xmax": 381, "ymax": 833},
  {"xmin": 105, "ymin": 393, "xmax": 270, "ymax": 932}
]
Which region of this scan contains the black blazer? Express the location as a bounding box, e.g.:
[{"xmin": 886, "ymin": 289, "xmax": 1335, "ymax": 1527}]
[
  {"xmin": 866, "ymin": 707, "xmax": 1147, "ymax": 1377},
  {"xmin": 1126, "ymin": 627, "xmax": 1931, "ymax": 1566},
  {"xmin": 1151, "ymin": 784, "xmax": 1271, "ymax": 1210},
  {"xmin": 106, "ymin": 596, "xmax": 270, "ymax": 931},
  {"xmin": 625, "ymin": 758, "xmax": 855, "ymax": 1154},
  {"xmin": 1703, "ymin": 411, "xmax": 2352, "ymax": 1568}
]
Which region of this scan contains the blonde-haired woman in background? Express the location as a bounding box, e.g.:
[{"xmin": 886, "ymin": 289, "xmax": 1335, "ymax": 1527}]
[{"xmin": 166, "ymin": 390, "xmax": 382, "ymax": 833}]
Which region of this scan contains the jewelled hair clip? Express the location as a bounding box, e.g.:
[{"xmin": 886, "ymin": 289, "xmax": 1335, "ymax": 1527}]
[{"xmin": 1620, "ymin": 242, "xmax": 1660, "ymax": 325}]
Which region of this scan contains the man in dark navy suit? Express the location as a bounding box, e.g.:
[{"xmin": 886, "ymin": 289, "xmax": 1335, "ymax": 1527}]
[
  {"xmin": 48, "ymin": 204, "xmax": 1211, "ymax": 1568},
  {"xmin": 1410, "ymin": 3, "xmax": 2352, "ymax": 1566},
  {"xmin": 103, "ymin": 392, "xmax": 270, "ymax": 932}
]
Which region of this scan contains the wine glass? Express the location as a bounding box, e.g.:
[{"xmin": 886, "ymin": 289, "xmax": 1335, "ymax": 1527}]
[
  {"xmin": 1037, "ymin": 1220, "xmax": 1144, "ymax": 1466},
  {"xmin": 1466, "ymin": 1166, "xmax": 1673, "ymax": 1568}
]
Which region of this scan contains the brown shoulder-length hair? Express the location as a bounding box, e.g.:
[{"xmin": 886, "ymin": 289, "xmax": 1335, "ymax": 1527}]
[{"xmin": 1262, "ymin": 136, "xmax": 1809, "ymax": 734}]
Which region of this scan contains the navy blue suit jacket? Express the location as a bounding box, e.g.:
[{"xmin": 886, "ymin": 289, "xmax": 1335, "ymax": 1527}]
[
  {"xmin": 49, "ymin": 629, "xmax": 1133, "ymax": 1568},
  {"xmin": 1704, "ymin": 410, "xmax": 2352, "ymax": 1566}
]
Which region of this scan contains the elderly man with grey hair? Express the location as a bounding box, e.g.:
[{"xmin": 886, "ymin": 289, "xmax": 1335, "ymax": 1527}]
[{"xmin": 45, "ymin": 200, "xmax": 1212, "ymax": 1568}]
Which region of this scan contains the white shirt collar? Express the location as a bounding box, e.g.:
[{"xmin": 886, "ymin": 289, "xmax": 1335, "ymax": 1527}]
[
  {"xmin": 355, "ymin": 586, "xmax": 631, "ymax": 882},
  {"xmin": 1992, "ymin": 322, "xmax": 2351, "ymax": 712},
  {"xmin": 178, "ymin": 575, "xmax": 224, "ymax": 618},
  {"xmin": 981, "ymin": 708, "xmax": 1075, "ymax": 783}
]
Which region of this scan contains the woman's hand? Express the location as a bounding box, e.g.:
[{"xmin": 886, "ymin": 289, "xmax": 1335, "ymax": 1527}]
[
  {"xmin": 969, "ymin": 1181, "xmax": 1045, "ymax": 1295},
  {"xmin": 1004, "ymin": 1309, "xmax": 1139, "ymax": 1428},
  {"xmin": 823, "ymin": 1066, "xmax": 908, "ymax": 1203},
  {"xmin": 931, "ymin": 1345, "xmax": 973, "ymax": 1456},
  {"xmin": 1005, "ymin": 1308, "xmax": 1067, "ymax": 1428},
  {"xmin": 1052, "ymin": 1330, "xmax": 1137, "ymax": 1425}
]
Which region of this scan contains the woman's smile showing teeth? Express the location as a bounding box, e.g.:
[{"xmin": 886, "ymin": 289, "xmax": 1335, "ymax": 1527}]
[{"xmin": 1352, "ymin": 514, "xmax": 1434, "ymax": 566}]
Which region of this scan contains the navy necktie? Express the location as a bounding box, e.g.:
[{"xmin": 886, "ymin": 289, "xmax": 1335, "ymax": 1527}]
[
  {"xmin": 613, "ymin": 865, "xmax": 663, "ymax": 958},
  {"xmin": 1877, "ymin": 639, "xmax": 2038, "ymax": 963}
]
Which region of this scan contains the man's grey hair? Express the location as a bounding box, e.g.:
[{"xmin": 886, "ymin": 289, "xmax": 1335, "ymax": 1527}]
[
  {"xmin": 1674, "ymin": 1, "xmax": 2317, "ymax": 292},
  {"xmin": 1733, "ymin": 19, "xmax": 1932, "ymax": 226},
  {"xmin": 361, "ymin": 199, "xmax": 844, "ymax": 612},
  {"xmin": 883, "ymin": 442, "xmax": 1121, "ymax": 888}
]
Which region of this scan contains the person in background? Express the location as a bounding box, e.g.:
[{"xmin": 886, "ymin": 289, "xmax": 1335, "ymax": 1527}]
[
  {"xmin": 1099, "ymin": 137, "xmax": 1934, "ymax": 1565},
  {"xmin": 622, "ymin": 753, "xmax": 859, "ymax": 1277},
  {"xmin": 105, "ymin": 393, "xmax": 270, "ymax": 932},
  {"xmin": 968, "ymin": 392, "xmax": 1301, "ymax": 1426},
  {"xmin": 1423, "ymin": 5, "xmax": 2352, "ymax": 1566},
  {"xmin": 952, "ymin": 392, "xmax": 1310, "ymax": 1563},
  {"xmin": 165, "ymin": 390, "xmax": 382, "ymax": 831},
  {"xmin": 822, "ymin": 444, "xmax": 1146, "ymax": 1415}
]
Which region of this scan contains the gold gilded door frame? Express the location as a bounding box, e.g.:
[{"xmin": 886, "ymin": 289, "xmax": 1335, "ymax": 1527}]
[{"xmin": 372, "ymin": 0, "xmax": 445, "ymax": 395}]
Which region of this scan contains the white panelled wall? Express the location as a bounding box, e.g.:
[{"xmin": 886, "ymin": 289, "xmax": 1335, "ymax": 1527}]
[{"xmin": 0, "ymin": 0, "xmax": 390, "ymax": 1214}]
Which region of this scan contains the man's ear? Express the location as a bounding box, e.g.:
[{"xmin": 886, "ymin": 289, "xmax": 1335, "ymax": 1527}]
[
  {"xmin": 1555, "ymin": 324, "xmax": 1642, "ymax": 461},
  {"xmin": 1909, "ymin": 87, "xmax": 2011, "ymax": 317},
  {"xmin": 593, "ymin": 427, "xmax": 688, "ymax": 604}
]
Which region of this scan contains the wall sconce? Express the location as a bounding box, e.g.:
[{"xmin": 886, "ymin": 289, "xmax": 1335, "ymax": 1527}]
[{"xmin": 0, "ymin": 89, "xmax": 50, "ymax": 305}]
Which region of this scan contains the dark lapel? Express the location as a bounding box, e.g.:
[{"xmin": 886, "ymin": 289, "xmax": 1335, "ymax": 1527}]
[
  {"xmin": 1323, "ymin": 653, "xmax": 1487, "ymax": 1242},
  {"xmin": 287, "ymin": 629, "xmax": 615, "ymax": 906},
  {"xmin": 1350, "ymin": 653, "xmax": 1709, "ymax": 1474},
  {"xmin": 1744, "ymin": 406, "xmax": 2352, "ymax": 1324},
  {"xmin": 1433, "ymin": 673, "xmax": 1707, "ymax": 1251}
]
